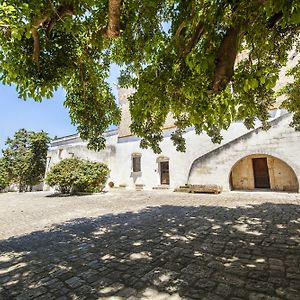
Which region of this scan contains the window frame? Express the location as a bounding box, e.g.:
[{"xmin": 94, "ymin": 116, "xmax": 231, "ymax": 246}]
[{"xmin": 132, "ymin": 154, "xmax": 141, "ymax": 173}]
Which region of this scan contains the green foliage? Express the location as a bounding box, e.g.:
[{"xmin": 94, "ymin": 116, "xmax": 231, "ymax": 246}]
[
  {"xmin": 0, "ymin": 1, "xmax": 300, "ymax": 152},
  {"xmin": 74, "ymin": 161, "xmax": 110, "ymax": 192},
  {"xmin": 280, "ymin": 47, "xmax": 300, "ymax": 130},
  {"xmin": 45, "ymin": 158, "xmax": 81, "ymax": 194},
  {"xmin": 0, "ymin": 158, "xmax": 9, "ymax": 191},
  {"xmin": 2, "ymin": 129, "xmax": 50, "ymax": 192},
  {"xmin": 45, "ymin": 158, "xmax": 109, "ymax": 194}
]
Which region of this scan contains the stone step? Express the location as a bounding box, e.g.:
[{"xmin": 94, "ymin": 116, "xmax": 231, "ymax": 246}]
[{"xmin": 152, "ymin": 185, "xmax": 170, "ymax": 190}]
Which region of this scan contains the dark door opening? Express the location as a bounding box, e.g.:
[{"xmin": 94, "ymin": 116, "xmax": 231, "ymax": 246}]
[
  {"xmin": 252, "ymin": 158, "xmax": 270, "ymax": 188},
  {"xmin": 160, "ymin": 161, "xmax": 170, "ymax": 185}
]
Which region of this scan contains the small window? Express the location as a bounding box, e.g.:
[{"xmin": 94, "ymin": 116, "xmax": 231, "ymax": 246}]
[{"xmin": 132, "ymin": 155, "xmax": 141, "ymax": 172}]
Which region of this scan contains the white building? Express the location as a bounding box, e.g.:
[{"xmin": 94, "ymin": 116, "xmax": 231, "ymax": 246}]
[{"xmin": 45, "ymin": 54, "xmax": 300, "ymax": 193}]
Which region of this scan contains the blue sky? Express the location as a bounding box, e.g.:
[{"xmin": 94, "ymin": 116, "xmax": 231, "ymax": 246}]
[{"xmin": 0, "ymin": 65, "xmax": 119, "ymax": 153}]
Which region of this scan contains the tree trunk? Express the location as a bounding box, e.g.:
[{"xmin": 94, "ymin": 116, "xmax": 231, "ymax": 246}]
[
  {"xmin": 107, "ymin": 0, "xmax": 121, "ymax": 38},
  {"xmin": 212, "ymin": 25, "xmax": 241, "ymax": 92}
]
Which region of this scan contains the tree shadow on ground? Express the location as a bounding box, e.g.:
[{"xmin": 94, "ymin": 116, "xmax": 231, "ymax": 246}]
[
  {"xmin": 45, "ymin": 191, "xmax": 108, "ymax": 198},
  {"xmin": 45, "ymin": 193, "xmax": 93, "ymax": 198},
  {"xmin": 0, "ymin": 203, "xmax": 300, "ymax": 299}
]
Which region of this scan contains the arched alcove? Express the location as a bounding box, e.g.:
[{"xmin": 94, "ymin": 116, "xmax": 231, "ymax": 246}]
[{"xmin": 230, "ymin": 154, "xmax": 299, "ymax": 192}]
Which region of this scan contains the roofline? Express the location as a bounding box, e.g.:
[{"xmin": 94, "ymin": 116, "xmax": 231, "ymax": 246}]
[
  {"xmin": 52, "ymin": 128, "xmax": 118, "ymax": 143},
  {"xmin": 52, "ymin": 133, "xmax": 79, "ymax": 141}
]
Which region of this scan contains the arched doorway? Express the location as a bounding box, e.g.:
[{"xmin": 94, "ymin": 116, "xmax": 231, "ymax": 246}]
[{"xmin": 230, "ymin": 154, "xmax": 299, "ymax": 192}]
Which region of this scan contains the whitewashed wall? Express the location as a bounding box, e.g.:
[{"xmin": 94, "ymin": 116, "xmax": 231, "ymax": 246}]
[
  {"xmin": 45, "ymin": 119, "xmax": 250, "ymax": 190},
  {"xmin": 45, "ymin": 111, "xmax": 299, "ymax": 192},
  {"xmin": 188, "ymin": 113, "xmax": 300, "ymax": 191}
]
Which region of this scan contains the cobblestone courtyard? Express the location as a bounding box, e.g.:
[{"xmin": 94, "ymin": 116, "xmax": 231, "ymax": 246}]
[{"xmin": 0, "ymin": 190, "xmax": 300, "ymax": 300}]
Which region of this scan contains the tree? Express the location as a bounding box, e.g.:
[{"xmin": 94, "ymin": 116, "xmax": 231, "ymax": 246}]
[
  {"xmin": 0, "ymin": 1, "xmax": 300, "ymax": 153},
  {"xmin": 0, "ymin": 157, "xmax": 9, "ymax": 191},
  {"xmin": 2, "ymin": 129, "xmax": 50, "ymax": 192},
  {"xmin": 45, "ymin": 158, "xmax": 109, "ymax": 194}
]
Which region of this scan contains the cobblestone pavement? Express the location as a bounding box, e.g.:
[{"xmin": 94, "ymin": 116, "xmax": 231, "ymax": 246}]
[{"xmin": 0, "ymin": 190, "xmax": 300, "ymax": 299}]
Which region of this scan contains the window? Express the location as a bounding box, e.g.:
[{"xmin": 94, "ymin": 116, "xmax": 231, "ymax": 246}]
[{"xmin": 132, "ymin": 155, "xmax": 141, "ymax": 172}]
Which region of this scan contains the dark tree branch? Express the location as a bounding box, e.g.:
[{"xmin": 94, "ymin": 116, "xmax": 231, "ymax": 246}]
[
  {"xmin": 176, "ymin": 19, "xmax": 204, "ymax": 57},
  {"xmin": 30, "ymin": 15, "xmax": 50, "ymax": 63},
  {"xmin": 29, "ymin": 5, "xmax": 74, "ymax": 64},
  {"xmin": 31, "ymin": 28, "xmax": 41, "ymax": 64},
  {"xmin": 183, "ymin": 21, "xmax": 204, "ymax": 56},
  {"xmin": 46, "ymin": 4, "xmax": 74, "ymax": 40},
  {"xmin": 175, "ymin": 19, "xmax": 188, "ymax": 52},
  {"xmin": 212, "ymin": 25, "xmax": 241, "ymax": 93},
  {"xmin": 106, "ymin": 0, "xmax": 122, "ymax": 38}
]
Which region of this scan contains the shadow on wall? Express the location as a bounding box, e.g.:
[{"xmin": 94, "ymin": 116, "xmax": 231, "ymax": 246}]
[{"xmin": 0, "ymin": 204, "xmax": 300, "ymax": 299}]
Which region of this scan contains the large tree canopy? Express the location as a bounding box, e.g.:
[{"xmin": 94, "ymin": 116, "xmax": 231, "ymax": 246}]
[{"xmin": 0, "ymin": 0, "xmax": 300, "ymax": 153}]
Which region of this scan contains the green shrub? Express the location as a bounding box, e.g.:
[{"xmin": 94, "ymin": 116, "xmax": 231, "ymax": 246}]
[
  {"xmin": 46, "ymin": 158, "xmax": 80, "ymax": 194},
  {"xmin": 74, "ymin": 161, "xmax": 110, "ymax": 192},
  {"xmin": 45, "ymin": 158, "xmax": 109, "ymax": 194}
]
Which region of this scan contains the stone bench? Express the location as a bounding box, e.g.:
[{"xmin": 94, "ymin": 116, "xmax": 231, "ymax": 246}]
[
  {"xmin": 174, "ymin": 184, "xmax": 223, "ymax": 194},
  {"xmin": 189, "ymin": 184, "xmax": 223, "ymax": 194}
]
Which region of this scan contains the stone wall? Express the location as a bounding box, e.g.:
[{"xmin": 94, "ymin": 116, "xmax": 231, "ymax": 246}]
[{"xmin": 188, "ymin": 113, "xmax": 300, "ymax": 192}]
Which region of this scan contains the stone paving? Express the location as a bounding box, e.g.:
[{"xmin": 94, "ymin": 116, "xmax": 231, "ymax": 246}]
[{"xmin": 0, "ymin": 190, "xmax": 300, "ymax": 299}]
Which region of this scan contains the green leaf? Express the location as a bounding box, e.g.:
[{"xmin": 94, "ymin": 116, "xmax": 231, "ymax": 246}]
[{"xmin": 25, "ymin": 31, "xmax": 31, "ymax": 39}]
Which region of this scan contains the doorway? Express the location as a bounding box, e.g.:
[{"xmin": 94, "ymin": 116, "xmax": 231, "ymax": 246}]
[
  {"xmin": 160, "ymin": 161, "xmax": 170, "ymax": 185},
  {"xmin": 252, "ymin": 158, "xmax": 270, "ymax": 189},
  {"xmin": 230, "ymin": 154, "xmax": 298, "ymax": 192}
]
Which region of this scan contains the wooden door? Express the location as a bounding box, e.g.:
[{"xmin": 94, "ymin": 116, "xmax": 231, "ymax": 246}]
[
  {"xmin": 252, "ymin": 158, "xmax": 270, "ymax": 188},
  {"xmin": 160, "ymin": 161, "xmax": 170, "ymax": 185}
]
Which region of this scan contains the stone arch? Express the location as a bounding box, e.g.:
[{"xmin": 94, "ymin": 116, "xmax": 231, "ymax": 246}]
[{"xmin": 229, "ymin": 154, "xmax": 299, "ymax": 192}]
